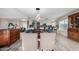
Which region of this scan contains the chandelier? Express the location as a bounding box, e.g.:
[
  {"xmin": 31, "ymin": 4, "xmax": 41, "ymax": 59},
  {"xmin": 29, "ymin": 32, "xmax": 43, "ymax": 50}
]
[{"xmin": 35, "ymin": 8, "xmax": 40, "ymax": 21}]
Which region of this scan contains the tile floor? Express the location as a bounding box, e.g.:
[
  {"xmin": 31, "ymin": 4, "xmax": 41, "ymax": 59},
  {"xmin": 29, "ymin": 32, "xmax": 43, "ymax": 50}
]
[
  {"xmin": 0, "ymin": 39, "xmax": 22, "ymax": 51},
  {"xmin": 0, "ymin": 31, "xmax": 79, "ymax": 51},
  {"xmin": 54, "ymin": 32, "xmax": 79, "ymax": 51}
]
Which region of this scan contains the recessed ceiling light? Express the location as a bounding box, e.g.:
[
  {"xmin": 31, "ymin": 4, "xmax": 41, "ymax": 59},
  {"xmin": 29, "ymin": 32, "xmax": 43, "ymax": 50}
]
[{"xmin": 21, "ymin": 19, "xmax": 27, "ymax": 21}]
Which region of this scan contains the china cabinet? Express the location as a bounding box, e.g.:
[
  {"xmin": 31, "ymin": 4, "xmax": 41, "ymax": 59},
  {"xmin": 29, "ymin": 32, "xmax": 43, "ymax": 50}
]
[{"xmin": 68, "ymin": 12, "xmax": 79, "ymax": 42}]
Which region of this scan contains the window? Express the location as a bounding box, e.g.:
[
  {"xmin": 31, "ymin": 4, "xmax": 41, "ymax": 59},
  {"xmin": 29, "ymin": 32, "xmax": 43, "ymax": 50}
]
[{"xmin": 59, "ymin": 18, "xmax": 68, "ymax": 31}]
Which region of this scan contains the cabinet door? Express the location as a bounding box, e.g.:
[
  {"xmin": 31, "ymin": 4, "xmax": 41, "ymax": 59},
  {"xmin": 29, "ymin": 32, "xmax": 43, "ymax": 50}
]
[
  {"xmin": 76, "ymin": 31, "xmax": 79, "ymax": 42},
  {"xmin": 72, "ymin": 32, "xmax": 77, "ymax": 39},
  {"xmin": 0, "ymin": 30, "xmax": 10, "ymax": 46},
  {"xmin": 68, "ymin": 16, "xmax": 74, "ymax": 28}
]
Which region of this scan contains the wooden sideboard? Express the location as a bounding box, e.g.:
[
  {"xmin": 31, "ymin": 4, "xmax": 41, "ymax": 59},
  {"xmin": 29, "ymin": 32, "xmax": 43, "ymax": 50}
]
[
  {"xmin": 10, "ymin": 29, "xmax": 20, "ymax": 44},
  {"xmin": 68, "ymin": 12, "xmax": 79, "ymax": 42},
  {"xmin": 0, "ymin": 29, "xmax": 10, "ymax": 47},
  {"xmin": 0, "ymin": 29, "xmax": 20, "ymax": 47}
]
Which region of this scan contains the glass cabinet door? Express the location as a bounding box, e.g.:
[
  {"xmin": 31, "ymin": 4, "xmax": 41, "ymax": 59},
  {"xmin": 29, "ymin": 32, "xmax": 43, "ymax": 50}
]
[
  {"xmin": 75, "ymin": 15, "xmax": 79, "ymax": 28},
  {"xmin": 68, "ymin": 16, "xmax": 74, "ymax": 28}
]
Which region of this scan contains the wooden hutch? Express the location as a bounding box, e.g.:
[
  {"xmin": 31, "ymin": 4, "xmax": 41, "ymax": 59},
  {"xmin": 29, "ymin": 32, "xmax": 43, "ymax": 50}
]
[{"xmin": 68, "ymin": 12, "xmax": 79, "ymax": 42}]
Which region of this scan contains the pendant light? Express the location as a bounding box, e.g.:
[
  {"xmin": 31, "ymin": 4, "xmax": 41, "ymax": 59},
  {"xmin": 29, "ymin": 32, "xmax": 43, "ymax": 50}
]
[{"xmin": 35, "ymin": 8, "xmax": 40, "ymax": 21}]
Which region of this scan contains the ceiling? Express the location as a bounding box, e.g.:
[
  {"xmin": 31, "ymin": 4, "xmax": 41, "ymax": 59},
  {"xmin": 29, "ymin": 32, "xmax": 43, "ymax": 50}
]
[
  {"xmin": 17, "ymin": 8, "xmax": 77, "ymax": 18},
  {"xmin": 0, "ymin": 8, "xmax": 78, "ymax": 22}
]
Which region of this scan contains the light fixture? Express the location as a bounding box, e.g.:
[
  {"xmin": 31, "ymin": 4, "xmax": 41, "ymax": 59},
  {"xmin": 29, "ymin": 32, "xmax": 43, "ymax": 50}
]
[
  {"xmin": 36, "ymin": 8, "xmax": 40, "ymax": 10},
  {"xmin": 21, "ymin": 19, "xmax": 27, "ymax": 21},
  {"xmin": 35, "ymin": 8, "xmax": 40, "ymax": 21}
]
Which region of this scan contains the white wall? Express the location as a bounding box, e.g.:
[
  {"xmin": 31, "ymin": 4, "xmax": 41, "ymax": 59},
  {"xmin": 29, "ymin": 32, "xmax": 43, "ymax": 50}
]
[
  {"xmin": 20, "ymin": 21, "xmax": 27, "ymax": 29},
  {"xmin": 0, "ymin": 19, "xmax": 20, "ymax": 29},
  {"xmin": 0, "ymin": 20, "xmax": 8, "ymax": 29}
]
